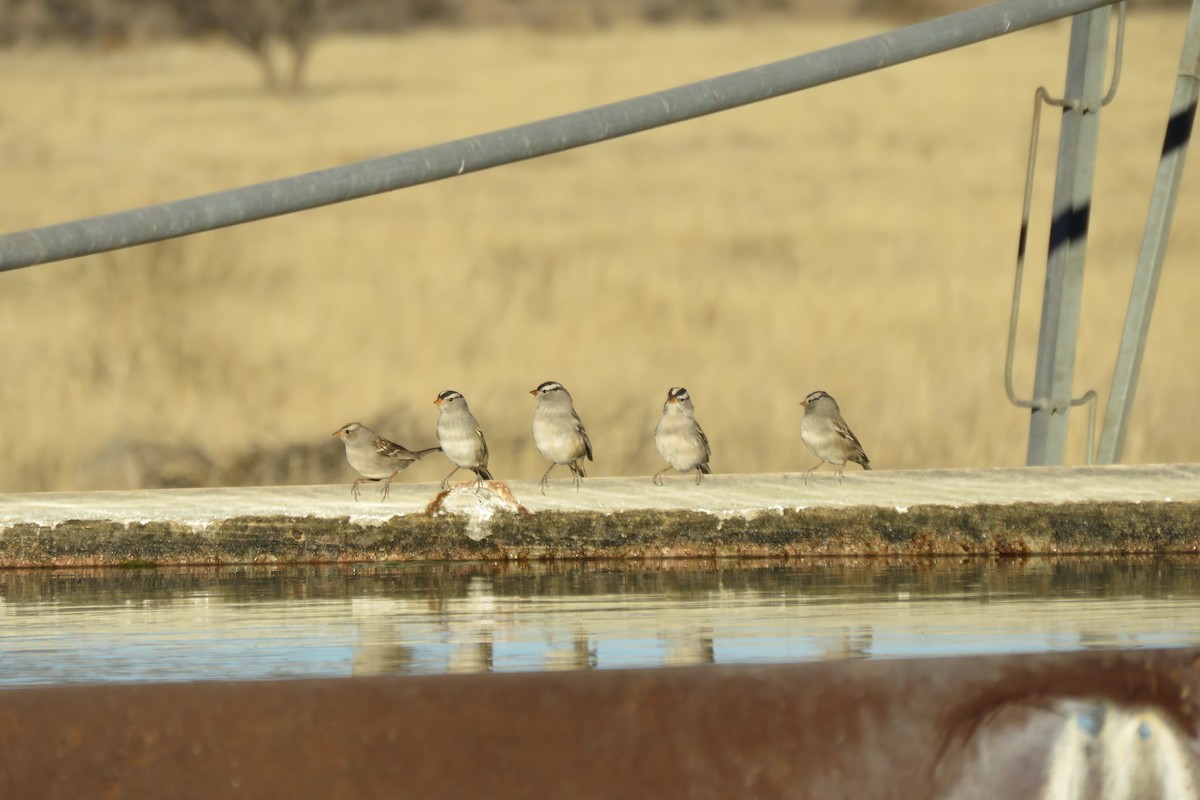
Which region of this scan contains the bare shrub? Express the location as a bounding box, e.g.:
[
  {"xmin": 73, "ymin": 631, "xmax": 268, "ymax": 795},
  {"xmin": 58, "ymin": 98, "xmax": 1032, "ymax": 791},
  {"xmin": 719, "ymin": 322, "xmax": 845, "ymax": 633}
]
[
  {"xmin": 157, "ymin": 0, "xmax": 326, "ymax": 92},
  {"xmin": 0, "ymin": 0, "xmax": 177, "ymax": 47}
]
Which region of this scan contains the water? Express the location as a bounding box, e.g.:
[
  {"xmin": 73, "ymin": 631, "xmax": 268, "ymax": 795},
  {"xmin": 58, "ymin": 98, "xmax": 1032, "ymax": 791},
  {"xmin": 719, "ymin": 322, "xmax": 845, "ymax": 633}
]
[{"xmin": 2, "ymin": 556, "xmax": 1200, "ymax": 686}]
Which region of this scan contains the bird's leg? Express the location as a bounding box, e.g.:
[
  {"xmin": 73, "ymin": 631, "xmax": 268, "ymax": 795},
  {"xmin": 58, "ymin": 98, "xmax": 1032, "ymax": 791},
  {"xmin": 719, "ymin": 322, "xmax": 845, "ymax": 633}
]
[
  {"xmin": 836, "ymin": 464, "xmax": 846, "ymax": 485},
  {"xmin": 571, "ymin": 462, "xmax": 584, "ymax": 492},
  {"xmin": 380, "ymin": 470, "xmax": 399, "ymax": 501},
  {"xmin": 471, "ymin": 469, "xmax": 487, "ymax": 494},
  {"xmin": 351, "ymin": 477, "xmax": 375, "ymax": 502},
  {"xmin": 441, "ymin": 466, "xmax": 462, "ymax": 492},
  {"xmin": 653, "ymin": 468, "xmax": 668, "ymax": 486},
  {"xmin": 539, "ymin": 464, "xmax": 555, "ymax": 495},
  {"xmin": 695, "ymin": 469, "xmax": 704, "ymax": 485},
  {"xmin": 803, "ymin": 461, "xmax": 823, "ymax": 485}
]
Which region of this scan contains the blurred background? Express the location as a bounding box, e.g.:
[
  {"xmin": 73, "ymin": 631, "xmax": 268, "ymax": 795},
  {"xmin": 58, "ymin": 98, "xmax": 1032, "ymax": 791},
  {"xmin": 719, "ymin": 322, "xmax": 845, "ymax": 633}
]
[{"xmin": 0, "ymin": 0, "xmax": 1197, "ymax": 492}]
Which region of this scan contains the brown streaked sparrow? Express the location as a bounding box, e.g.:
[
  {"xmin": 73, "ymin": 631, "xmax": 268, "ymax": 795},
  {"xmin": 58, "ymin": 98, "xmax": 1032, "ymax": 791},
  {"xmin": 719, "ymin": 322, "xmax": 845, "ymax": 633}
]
[
  {"xmin": 799, "ymin": 390, "xmax": 871, "ymax": 483},
  {"xmin": 332, "ymin": 421, "xmax": 441, "ymax": 501},
  {"xmin": 530, "ymin": 380, "xmax": 593, "ymax": 493},
  {"xmin": 653, "ymin": 387, "xmax": 712, "ymax": 485},
  {"xmin": 434, "ymin": 390, "xmax": 493, "ymax": 490}
]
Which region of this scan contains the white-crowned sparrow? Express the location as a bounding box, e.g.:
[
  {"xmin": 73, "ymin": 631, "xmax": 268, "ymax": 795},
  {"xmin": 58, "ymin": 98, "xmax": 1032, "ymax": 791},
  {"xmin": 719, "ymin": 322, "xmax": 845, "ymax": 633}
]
[
  {"xmin": 653, "ymin": 386, "xmax": 711, "ymax": 485},
  {"xmin": 530, "ymin": 380, "xmax": 593, "ymax": 493},
  {"xmin": 799, "ymin": 390, "xmax": 871, "ymax": 483},
  {"xmin": 332, "ymin": 421, "xmax": 441, "ymax": 501},
  {"xmin": 434, "ymin": 390, "xmax": 493, "ymax": 490}
]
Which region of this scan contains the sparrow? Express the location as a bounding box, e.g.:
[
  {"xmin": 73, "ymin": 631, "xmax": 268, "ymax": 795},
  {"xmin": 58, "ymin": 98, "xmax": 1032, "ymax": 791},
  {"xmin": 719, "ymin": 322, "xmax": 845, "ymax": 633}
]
[
  {"xmin": 332, "ymin": 421, "xmax": 441, "ymax": 501},
  {"xmin": 653, "ymin": 386, "xmax": 712, "ymax": 485},
  {"xmin": 434, "ymin": 390, "xmax": 494, "ymax": 490},
  {"xmin": 799, "ymin": 391, "xmax": 871, "ymax": 483},
  {"xmin": 530, "ymin": 380, "xmax": 593, "ymax": 493}
]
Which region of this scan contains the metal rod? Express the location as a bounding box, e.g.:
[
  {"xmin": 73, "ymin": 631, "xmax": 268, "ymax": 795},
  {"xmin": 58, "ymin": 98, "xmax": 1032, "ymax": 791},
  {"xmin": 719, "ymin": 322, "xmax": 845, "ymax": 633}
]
[
  {"xmin": 1097, "ymin": 0, "xmax": 1200, "ymax": 464},
  {"xmin": 0, "ymin": 0, "xmax": 1116, "ymax": 273},
  {"xmin": 1025, "ymin": 7, "xmax": 1113, "ymax": 466},
  {"xmin": 1006, "ymin": 88, "xmax": 1061, "ymax": 413}
]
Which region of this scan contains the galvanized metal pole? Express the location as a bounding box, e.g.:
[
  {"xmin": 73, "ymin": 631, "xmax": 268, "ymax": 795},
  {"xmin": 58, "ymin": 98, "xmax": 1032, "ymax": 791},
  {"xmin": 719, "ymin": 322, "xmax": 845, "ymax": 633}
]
[
  {"xmin": 0, "ymin": 0, "xmax": 1115, "ymax": 273},
  {"xmin": 1096, "ymin": 0, "xmax": 1200, "ymax": 464},
  {"xmin": 1025, "ymin": 8, "xmax": 1113, "ymax": 466}
]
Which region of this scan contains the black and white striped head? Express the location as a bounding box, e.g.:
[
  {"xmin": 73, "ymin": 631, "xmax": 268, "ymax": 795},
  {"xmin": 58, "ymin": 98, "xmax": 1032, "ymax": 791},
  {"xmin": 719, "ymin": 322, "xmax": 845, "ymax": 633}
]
[
  {"xmin": 664, "ymin": 386, "xmax": 695, "ymax": 414},
  {"xmin": 801, "ymin": 390, "xmax": 839, "ymax": 415},
  {"xmin": 530, "ymin": 380, "xmax": 569, "ymax": 399},
  {"xmin": 667, "ymin": 387, "xmax": 690, "ymax": 403},
  {"xmin": 434, "ymin": 389, "xmax": 466, "ymax": 410}
]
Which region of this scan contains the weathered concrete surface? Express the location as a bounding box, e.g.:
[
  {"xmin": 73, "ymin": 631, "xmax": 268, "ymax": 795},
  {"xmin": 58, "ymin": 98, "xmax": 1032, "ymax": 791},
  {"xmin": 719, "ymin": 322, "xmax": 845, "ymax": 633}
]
[
  {"xmin": 1, "ymin": 648, "xmax": 1197, "ymax": 799},
  {"xmin": 1, "ymin": 464, "xmax": 1198, "ymax": 566}
]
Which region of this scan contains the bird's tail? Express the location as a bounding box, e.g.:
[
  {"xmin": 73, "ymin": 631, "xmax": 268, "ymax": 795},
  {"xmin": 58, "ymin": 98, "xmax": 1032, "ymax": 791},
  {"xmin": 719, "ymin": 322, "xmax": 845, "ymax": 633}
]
[
  {"xmin": 475, "ymin": 466, "xmax": 494, "ymax": 481},
  {"xmin": 700, "ymin": 463, "xmax": 713, "ymax": 474},
  {"xmin": 416, "ymin": 446, "xmax": 443, "ymax": 458},
  {"xmin": 854, "ymin": 453, "xmax": 872, "ymax": 470}
]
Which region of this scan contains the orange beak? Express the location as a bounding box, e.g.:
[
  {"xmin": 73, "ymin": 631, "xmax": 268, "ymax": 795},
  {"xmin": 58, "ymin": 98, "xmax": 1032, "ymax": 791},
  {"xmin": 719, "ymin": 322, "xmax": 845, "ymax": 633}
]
[
  {"xmin": 668, "ymin": 396, "xmax": 677, "ymax": 404},
  {"xmin": 331, "ymin": 429, "xmax": 343, "ymax": 438},
  {"xmin": 434, "ymin": 396, "xmax": 443, "ymax": 406},
  {"xmin": 529, "ymin": 389, "xmax": 538, "ymax": 396}
]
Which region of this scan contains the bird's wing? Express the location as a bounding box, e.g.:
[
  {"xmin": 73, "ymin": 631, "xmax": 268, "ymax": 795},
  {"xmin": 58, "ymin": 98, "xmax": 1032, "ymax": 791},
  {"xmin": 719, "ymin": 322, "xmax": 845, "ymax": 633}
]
[
  {"xmin": 477, "ymin": 427, "xmax": 490, "ymax": 463},
  {"xmin": 574, "ymin": 410, "xmax": 594, "ymax": 461},
  {"xmin": 374, "ymin": 436, "xmax": 418, "ymax": 460},
  {"xmin": 833, "ymin": 418, "xmax": 868, "ymax": 460}
]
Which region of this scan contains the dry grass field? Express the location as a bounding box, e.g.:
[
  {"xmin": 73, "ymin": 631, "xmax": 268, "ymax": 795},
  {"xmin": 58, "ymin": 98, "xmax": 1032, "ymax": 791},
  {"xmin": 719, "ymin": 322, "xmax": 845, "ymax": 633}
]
[{"xmin": 0, "ymin": 9, "xmax": 1198, "ymax": 492}]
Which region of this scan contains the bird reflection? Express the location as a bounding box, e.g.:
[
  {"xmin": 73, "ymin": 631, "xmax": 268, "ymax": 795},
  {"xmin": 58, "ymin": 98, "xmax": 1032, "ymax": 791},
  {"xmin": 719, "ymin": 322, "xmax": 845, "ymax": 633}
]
[
  {"xmin": 544, "ymin": 627, "xmax": 597, "ymax": 671},
  {"xmin": 448, "ymin": 634, "xmax": 494, "ymax": 674},
  {"xmin": 822, "ymin": 626, "xmax": 874, "ymax": 660},
  {"xmin": 662, "ymin": 627, "xmax": 715, "ymax": 666}
]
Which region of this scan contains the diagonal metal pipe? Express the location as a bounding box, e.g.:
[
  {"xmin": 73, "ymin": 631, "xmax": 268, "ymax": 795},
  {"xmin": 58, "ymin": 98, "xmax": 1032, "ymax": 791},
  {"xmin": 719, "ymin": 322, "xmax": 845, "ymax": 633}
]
[
  {"xmin": 0, "ymin": 0, "xmax": 1115, "ymax": 273},
  {"xmin": 1097, "ymin": 0, "xmax": 1200, "ymax": 463}
]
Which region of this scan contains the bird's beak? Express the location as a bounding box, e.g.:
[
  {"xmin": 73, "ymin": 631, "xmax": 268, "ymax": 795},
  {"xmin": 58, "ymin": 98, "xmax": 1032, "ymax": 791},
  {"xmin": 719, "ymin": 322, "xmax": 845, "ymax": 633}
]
[
  {"xmin": 331, "ymin": 430, "xmax": 343, "ymax": 438},
  {"xmin": 529, "ymin": 389, "xmax": 538, "ymax": 396},
  {"xmin": 668, "ymin": 396, "xmax": 677, "ymax": 404},
  {"xmin": 434, "ymin": 397, "xmax": 443, "ymax": 406}
]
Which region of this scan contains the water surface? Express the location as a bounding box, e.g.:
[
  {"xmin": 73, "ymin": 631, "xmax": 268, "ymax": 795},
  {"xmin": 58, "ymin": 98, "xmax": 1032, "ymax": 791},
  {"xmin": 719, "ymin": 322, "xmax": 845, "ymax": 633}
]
[{"xmin": 2, "ymin": 556, "xmax": 1199, "ymax": 686}]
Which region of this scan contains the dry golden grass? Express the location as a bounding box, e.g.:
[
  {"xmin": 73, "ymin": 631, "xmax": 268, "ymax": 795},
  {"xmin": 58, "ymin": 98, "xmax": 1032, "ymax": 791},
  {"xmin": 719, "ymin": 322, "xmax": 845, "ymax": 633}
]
[{"xmin": 1, "ymin": 10, "xmax": 1198, "ymax": 492}]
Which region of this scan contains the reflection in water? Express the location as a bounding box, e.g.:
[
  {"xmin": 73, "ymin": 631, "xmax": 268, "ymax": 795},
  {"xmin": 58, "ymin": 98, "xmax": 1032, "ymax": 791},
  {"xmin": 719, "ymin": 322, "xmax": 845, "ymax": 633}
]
[{"xmin": 1, "ymin": 557, "xmax": 1200, "ymax": 685}]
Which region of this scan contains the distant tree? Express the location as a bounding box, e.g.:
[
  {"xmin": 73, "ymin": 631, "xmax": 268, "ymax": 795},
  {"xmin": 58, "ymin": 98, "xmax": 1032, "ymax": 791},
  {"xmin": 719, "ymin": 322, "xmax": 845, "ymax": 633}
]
[
  {"xmin": 159, "ymin": 0, "xmax": 326, "ymax": 93},
  {"xmin": 0, "ymin": 0, "xmax": 176, "ymax": 47},
  {"xmin": 0, "ymin": 0, "xmax": 100, "ymax": 45}
]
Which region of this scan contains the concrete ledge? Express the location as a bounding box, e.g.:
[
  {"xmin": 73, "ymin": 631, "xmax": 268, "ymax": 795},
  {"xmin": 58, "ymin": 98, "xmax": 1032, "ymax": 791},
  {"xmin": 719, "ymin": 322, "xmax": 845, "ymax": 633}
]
[{"xmin": 1, "ymin": 464, "xmax": 1198, "ymax": 566}]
